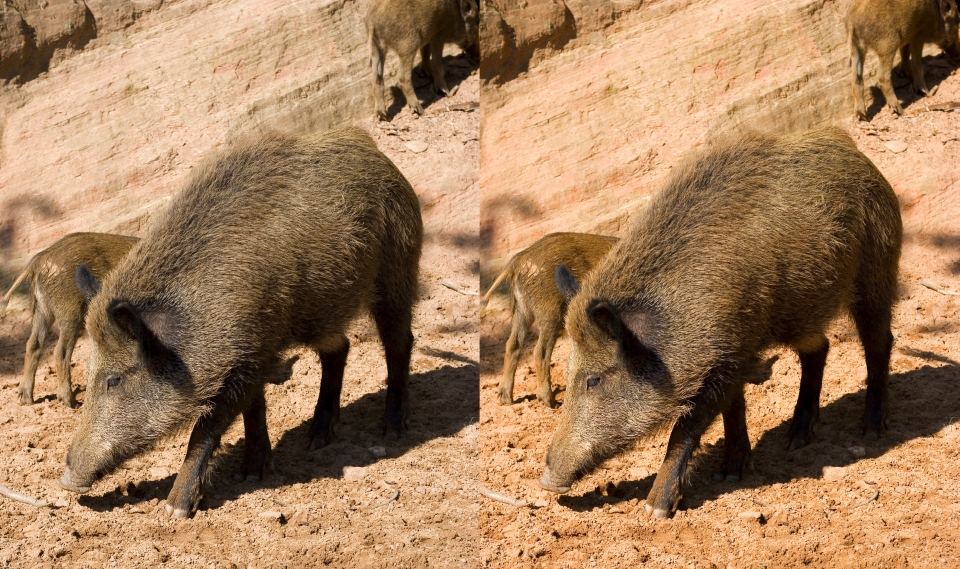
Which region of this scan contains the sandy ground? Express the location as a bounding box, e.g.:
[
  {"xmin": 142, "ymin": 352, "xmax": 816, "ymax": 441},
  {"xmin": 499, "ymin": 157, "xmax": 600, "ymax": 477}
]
[
  {"xmin": 479, "ymin": 62, "xmax": 960, "ymax": 566},
  {"xmin": 0, "ymin": 56, "xmax": 480, "ymax": 567}
]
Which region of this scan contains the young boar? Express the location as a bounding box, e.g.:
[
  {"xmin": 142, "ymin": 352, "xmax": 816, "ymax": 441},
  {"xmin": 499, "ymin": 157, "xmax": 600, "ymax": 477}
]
[
  {"xmin": 484, "ymin": 232, "xmax": 618, "ymax": 407},
  {"xmin": 1, "ymin": 233, "xmax": 138, "ymax": 407},
  {"xmin": 540, "ymin": 128, "xmax": 902, "ymax": 518},
  {"xmin": 367, "ymin": 0, "xmax": 479, "ymax": 118},
  {"xmin": 59, "ymin": 127, "xmax": 423, "ymax": 518},
  {"xmin": 848, "ymin": 0, "xmax": 960, "ymax": 119}
]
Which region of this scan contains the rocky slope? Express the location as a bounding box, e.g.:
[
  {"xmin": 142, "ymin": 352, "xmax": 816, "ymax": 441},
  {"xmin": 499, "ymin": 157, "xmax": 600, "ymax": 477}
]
[
  {"xmin": 479, "ymin": 0, "xmax": 959, "ymax": 269},
  {"xmin": 0, "ymin": 0, "xmax": 384, "ymax": 276}
]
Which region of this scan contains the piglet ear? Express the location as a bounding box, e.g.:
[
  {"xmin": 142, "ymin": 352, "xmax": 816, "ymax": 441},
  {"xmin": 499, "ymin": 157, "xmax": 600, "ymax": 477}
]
[
  {"xmin": 554, "ymin": 265, "xmax": 580, "ymax": 301},
  {"xmin": 74, "ymin": 265, "xmax": 101, "ymax": 301}
]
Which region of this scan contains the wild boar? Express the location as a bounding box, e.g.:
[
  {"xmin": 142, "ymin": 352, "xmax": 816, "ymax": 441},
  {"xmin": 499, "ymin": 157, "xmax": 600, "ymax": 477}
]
[
  {"xmin": 1, "ymin": 232, "xmax": 138, "ymax": 407},
  {"xmin": 484, "ymin": 232, "xmax": 618, "ymax": 407},
  {"xmin": 59, "ymin": 127, "xmax": 423, "ymax": 518},
  {"xmin": 540, "ymin": 128, "xmax": 902, "ymax": 518}
]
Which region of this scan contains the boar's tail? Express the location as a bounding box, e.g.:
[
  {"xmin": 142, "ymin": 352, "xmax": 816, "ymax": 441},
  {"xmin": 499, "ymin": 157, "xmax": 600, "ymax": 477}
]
[
  {"xmin": 0, "ymin": 260, "xmax": 35, "ymax": 314},
  {"xmin": 482, "ymin": 258, "xmax": 517, "ymax": 304}
]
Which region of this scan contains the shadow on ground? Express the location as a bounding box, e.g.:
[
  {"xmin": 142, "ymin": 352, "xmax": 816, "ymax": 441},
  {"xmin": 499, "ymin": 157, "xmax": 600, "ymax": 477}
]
[
  {"xmin": 382, "ymin": 52, "xmax": 477, "ymax": 121},
  {"xmin": 78, "ymin": 360, "xmax": 479, "ymax": 512},
  {"xmin": 556, "ymin": 363, "xmax": 960, "ymax": 512},
  {"xmin": 862, "ymin": 53, "xmax": 957, "ymax": 120}
]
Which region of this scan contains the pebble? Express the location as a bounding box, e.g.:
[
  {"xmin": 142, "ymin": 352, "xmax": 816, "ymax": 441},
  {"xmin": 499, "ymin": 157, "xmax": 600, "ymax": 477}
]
[
  {"xmin": 823, "ymin": 466, "xmax": 847, "ymax": 482},
  {"xmin": 848, "ymin": 445, "xmax": 866, "ymax": 458},
  {"xmin": 738, "ymin": 510, "xmax": 765, "ymax": 523},
  {"xmin": 258, "ymin": 510, "xmax": 286, "ymax": 523},
  {"xmin": 884, "ymin": 140, "xmax": 908, "ymax": 153},
  {"xmin": 342, "ymin": 466, "xmax": 368, "ymax": 482},
  {"xmin": 405, "ymin": 140, "xmax": 428, "ymax": 153}
]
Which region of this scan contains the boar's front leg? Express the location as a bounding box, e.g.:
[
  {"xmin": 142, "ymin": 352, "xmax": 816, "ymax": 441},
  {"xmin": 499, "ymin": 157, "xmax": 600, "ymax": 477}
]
[
  {"xmin": 165, "ymin": 396, "xmax": 242, "ymax": 518},
  {"xmin": 242, "ymin": 386, "xmax": 272, "ymax": 480},
  {"xmin": 645, "ymin": 379, "xmax": 741, "ymax": 518}
]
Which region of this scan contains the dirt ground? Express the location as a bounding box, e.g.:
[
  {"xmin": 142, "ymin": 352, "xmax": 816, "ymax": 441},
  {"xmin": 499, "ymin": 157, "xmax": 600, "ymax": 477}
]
[
  {"xmin": 479, "ymin": 64, "xmax": 960, "ymax": 567},
  {"xmin": 0, "ymin": 57, "xmax": 480, "ymax": 567}
]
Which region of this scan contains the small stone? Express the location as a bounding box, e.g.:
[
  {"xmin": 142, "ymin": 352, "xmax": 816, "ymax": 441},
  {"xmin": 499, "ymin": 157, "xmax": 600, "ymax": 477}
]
[
  {"xmin": 738, "ymin": 510, "xmax": 765, "ymax": 523},
  {"xmin": 405, "ymin": 140, "xmax": 428, "ymax": 153},
  {"xmin": 258, "ymin": 510, "xmax": 286, "ymax": 523},
  {"xmin": 823, "ymin": 466, "xmax": 847, "ymax": 481},
  {"xmin": 368, "ymin": 446, "xmax": 387, "ymax": 458},
  {"xmin": 343, "ymin": 466, "xmax": 368, "ymax": 482},
  {"xmin": 884, "ymin": 140, "xmax": 907, "ymax": 153},
  {"xmin": 848, "ymin": 445, "xmax": 866, "ymax": 458}
]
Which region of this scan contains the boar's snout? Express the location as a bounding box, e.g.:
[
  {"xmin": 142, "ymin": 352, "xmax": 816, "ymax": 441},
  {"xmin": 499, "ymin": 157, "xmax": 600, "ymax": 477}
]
[
  {"xmin": 539, "ymin": 466, "xmax": 572, "ymax": 494},
  {"xmin": 59, "ymin": 447, "xmax": 99, "ymax": 494},
  {"xmin": 59, "ymin": 465, "xmax": 93, "ymax": 494},
  {"xmin": 539, "ymin": 448, "xmax": 574, "ymax": 494}
]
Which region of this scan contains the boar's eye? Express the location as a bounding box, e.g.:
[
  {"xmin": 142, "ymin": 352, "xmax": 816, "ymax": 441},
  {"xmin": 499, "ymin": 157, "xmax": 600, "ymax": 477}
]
[
  {"xmin": 106, "ymin": 374, "xmax": 122, "ymax": 390},
  {"xmin": 586, "ymin": 374, "xmax": 601, "ymax": 390}
]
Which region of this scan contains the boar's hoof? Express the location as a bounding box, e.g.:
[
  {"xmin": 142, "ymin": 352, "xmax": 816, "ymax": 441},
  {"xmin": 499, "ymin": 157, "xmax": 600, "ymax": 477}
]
[
  {"xmin": 307, "ymin": 431, "xmax": 334, "ymax": 451},
  {"xmin": 536, "ymin": 392, "xmax": 557, "ymax": 409},
  {"xmin": 16, "ymin": 388, "xmax": 33, "ymax": 406},
  {"xmin": 383, "ymin": 412, "xmax": 407, "ymax": 439},
  {"xmin": 786, "ymin": 422, "xmax": 816, "ymax": 451},
  {"xmin": 861, "ymin": 414, "xmax": 887, "ymax": 439},
  {"xmin": 496, "ymin": 388, "xmax": 513, "ymax": 406},
  {"xmin": 164, "ymin": 503, "xmax": 193, "ymax": 519},
  {"xmin": 643, "ymin": 503, "xmax": 672, "ymax": 519},
  {"xmin": 243, "ymin": 455, "xmax": 273, "ymax": 482}
]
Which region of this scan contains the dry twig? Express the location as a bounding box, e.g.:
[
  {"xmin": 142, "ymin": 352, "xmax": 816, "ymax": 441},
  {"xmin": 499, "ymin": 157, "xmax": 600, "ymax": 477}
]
[
  {"xmin": 919, "ymin": 280, "xmax": 960, "ymax": 296},
  {"xmin": 0, "ymin": 484, "xmax": 49, "ymax": 508}
]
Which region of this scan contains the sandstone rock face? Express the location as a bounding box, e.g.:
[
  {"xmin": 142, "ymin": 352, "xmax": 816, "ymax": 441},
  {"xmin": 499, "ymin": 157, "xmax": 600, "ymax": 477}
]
[
  {"xmin": 480, "ymin": 0, "xmax": 951, "ymax": 270},
  {"xmin": 85, "ymin": 0, "xmax": 167, "ymax": 33},
  {"xmin": 0, "ymin": 0, "xmax": 382, "ymax": 271},
  {"xmin": 0, "ymin": 7, "xmax": 31, "ymax": 80},
  {"xmin": 1, "ymin": 0, "xmax": 97, "ymax": 82}
]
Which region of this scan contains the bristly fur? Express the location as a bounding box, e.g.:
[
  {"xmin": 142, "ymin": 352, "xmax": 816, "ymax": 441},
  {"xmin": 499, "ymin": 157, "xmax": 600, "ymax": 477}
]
[
  {"xmin": 68, "ymin": 127, "xmax": 424, "ymax": 496},
  {"xmin": 548, "ymin": 126, "xmax": 902, "ymax": 488}
]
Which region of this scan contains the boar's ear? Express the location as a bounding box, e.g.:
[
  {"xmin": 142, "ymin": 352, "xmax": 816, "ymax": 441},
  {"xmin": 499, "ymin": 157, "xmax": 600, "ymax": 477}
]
[
  {"xmin": 75, "ymin": 265, "xmax": 101, "ymax": 301},
  {"xmin": 555, "ymin": 265, "xmax": 580, "ymax": 301},
  {"xmin": 588, "ymin": 300, "xmax": 658, "ymax": 368},
  {"xmin": 107, "ymin": 300, "xmax": 177, "ymax": 358}
]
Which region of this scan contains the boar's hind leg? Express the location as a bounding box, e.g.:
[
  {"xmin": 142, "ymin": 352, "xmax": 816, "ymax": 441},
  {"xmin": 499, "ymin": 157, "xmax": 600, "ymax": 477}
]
[
  {"xmin": 373, "ymin": 298, "xmax": 414, "ymax": 437},
  {"xmin": 398, "ymin": 50, "xmax": 424, "ymax": 115},
  {"xmin": 718, "ymin": 384, "xmax": 751, "ymax": 481},
  {"xmin": 54, "ymin": 320, "xmax": 81, "ymax": 408},
  {"xmin": 853, "ymin": 298, "xmax": 893, "ymax": 437},
  {"xmin": 308, "ymin": 334, "xmax": 350, "ymax": 450},
  {"xmin": 908, "ymin": 40, "xmax": 934, "ymax": 95},
  {"xmin": 165, "ymin": 399, "xmax": 240, "ymax": 518},
  {"xmin": 878, "ymin": 50, "xmax": 904, "ymax": 115},
  {"xmin": 497, "ymin": 309, "xmax": 529, "ymax": 405},
  {"xmin": 242, "ymin": 386, "xmax": 272, "ymax": 480},
  {"xmin": 786, "ymin": 335, "xmax": 829, "ymax": 450},
  {"xmin": 645, "ymin": 380, "xmax": 739, "ymax": 518},
  {"xmin": 533, "ymin": 318, "xmax": 561, "ymax": 408},
  {"xmin": 18, "ymin": 309, "xmax": 50, "ymax": 405},
  {"xmin": 428, "ymin": 39, "xmax": 455, "ymax": 96}
]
